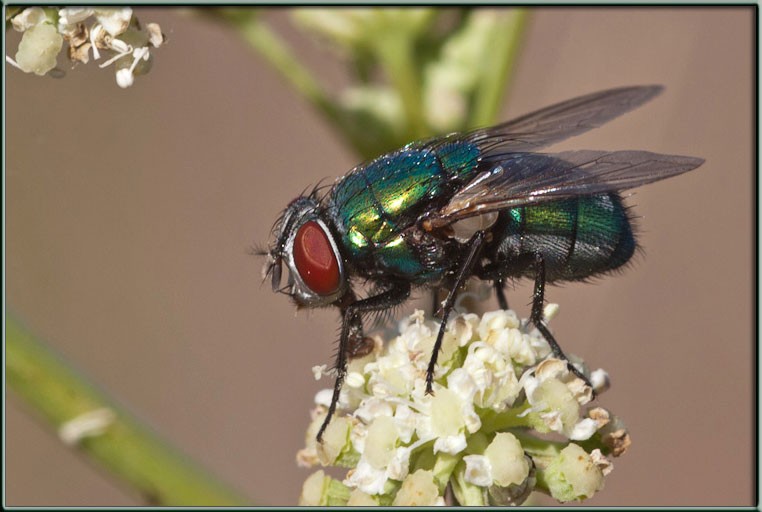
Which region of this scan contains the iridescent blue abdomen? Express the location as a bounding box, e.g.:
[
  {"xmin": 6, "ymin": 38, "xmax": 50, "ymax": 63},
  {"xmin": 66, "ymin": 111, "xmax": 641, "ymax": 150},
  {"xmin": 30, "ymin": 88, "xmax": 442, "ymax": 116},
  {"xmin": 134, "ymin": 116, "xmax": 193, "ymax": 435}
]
[{"xmin": 490, "ymin": 193, "xmax": 636, "ymax": 282}]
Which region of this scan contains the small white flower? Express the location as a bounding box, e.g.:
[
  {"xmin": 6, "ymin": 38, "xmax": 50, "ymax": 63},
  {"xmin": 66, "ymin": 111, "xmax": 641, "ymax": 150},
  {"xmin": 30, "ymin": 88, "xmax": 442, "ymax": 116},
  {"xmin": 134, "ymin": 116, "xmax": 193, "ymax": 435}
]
[
  {"xmin": 477, "ymin": 310, "xmax": 521, "ymax": 342},
  {"xmin": 543, "ymin": 302, "xmax": 560, "ymax": 321},
  {"xmin": 433, "ymin": 432, "xmax": 467, "ymax": 454},
  {"xmin": 346, "ymin": 459, "xmax": 388, "ymax": 495},
  {"xmin": 314, "ymin": 388, "xmax": 333, "ymax": 408},
  {"xmin": 568, "ymin": 417, "xmax": 600, "ymax": 441},
  {"xmin": 349, "ymin": 421, "xmax": 368, "ymax": 454},
  {"xmin": 392, "ymin": 403, "xmax": 416, "ymax": 443},
  {"xmin": 386, "ymin": 445, "xmax": 412, "ymax": 481},
  {"xmin": 58, "ymin": 7, "xmax": 94, "ymax": 35},
  {"xmin": 345, "ymin": 371, "xmax": 365, "ymax": 388},
  {"xmin": 113, "ymin": 46, "xmax": 150, "ymax": 88},
  {"xmin": 590, "ymin": 368, "xmax": 610, "ymax": 393},
  {"xmin": 146, "ymin": 23, "xmax": 165, "ymax": 48},
  {"xmin": 94, "ymin": 7, "xmax": 133, "ymax": 37},
  {"xmin": 12, "ymin": 7, "xmax": 47, "ymax": 32},
  {"xmin": 312, "ymin": 364, "xmax": 328, "ymax": 380},
  {"xmin": 354, "ymin": 397, "xmax": 393, "ymax": 424},
  {"xmin": 463, "ymin": 454, "xmax": 492, "ymax": 486},
  {"xmin": 364, "ymin": 415, "xmax": 399, "ymax": 469}
]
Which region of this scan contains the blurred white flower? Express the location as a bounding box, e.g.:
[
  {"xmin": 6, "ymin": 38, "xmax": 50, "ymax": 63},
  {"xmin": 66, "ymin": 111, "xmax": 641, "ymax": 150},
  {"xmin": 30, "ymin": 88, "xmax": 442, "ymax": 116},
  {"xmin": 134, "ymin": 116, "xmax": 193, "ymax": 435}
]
[
  {"xmin": 11, "ymin": 7, "xmax": 47, "ymax": 32},
  {"xmin": 14, "ymin": 22, "xmax": 63, "ymax": 76},
  {"xmin": 7, "ymin": 6, "xmax": 164, "ymax": 87}
]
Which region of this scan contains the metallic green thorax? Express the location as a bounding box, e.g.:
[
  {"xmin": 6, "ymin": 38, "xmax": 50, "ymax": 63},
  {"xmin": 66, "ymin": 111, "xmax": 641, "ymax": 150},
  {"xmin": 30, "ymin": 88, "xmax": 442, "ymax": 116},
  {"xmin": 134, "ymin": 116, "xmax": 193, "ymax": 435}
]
[{"xmin": 327, "ymin": 142, "xmax": 480, "ymax": 280}]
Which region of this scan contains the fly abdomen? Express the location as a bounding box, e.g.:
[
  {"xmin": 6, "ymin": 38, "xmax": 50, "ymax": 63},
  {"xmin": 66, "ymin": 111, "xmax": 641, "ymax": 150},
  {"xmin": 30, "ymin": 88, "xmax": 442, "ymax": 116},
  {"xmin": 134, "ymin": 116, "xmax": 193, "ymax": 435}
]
[{"xmin": 494, "ymin": 193, "xmax": 635, "ymax": 282}]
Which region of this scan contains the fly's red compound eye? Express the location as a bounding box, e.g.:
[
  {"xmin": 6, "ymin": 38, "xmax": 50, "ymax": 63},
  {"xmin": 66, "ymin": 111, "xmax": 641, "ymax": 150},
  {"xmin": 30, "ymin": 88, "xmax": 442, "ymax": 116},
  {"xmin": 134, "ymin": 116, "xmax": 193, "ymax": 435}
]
[{"xmin": 293, "ymin": 221, "xmax": 340, "ymax": 296}]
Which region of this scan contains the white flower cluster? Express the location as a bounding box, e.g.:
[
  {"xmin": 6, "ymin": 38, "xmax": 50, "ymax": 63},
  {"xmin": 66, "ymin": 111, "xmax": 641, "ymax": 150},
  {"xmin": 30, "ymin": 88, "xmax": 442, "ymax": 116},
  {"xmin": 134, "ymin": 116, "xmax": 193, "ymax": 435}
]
[
  {"xmin": 7, "ymin": 7, "xmax": 164, "ymax": 88},
  {"xmin": 297, "ymin": 306, "xmax": 631, "ymax": 506}
]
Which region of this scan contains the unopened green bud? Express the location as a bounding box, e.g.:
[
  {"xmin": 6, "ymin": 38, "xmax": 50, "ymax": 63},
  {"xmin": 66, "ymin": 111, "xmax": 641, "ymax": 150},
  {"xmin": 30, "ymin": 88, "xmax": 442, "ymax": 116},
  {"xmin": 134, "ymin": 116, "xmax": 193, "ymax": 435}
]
[
  {"xmin": 15, "ymin": 22, "xmax": 63, "ymax": 76},
  {"xmin": 544, "ymin": 443, "xmax": 604, "ymax": 502}
]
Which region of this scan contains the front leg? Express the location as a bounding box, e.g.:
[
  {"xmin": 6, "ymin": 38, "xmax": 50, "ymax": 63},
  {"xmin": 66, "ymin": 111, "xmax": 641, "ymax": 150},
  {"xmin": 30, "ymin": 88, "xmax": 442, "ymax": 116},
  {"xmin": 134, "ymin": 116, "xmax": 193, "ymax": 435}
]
[{"xmin": 317, "ymin": 280, "xmax": 411, "ymax": 443}]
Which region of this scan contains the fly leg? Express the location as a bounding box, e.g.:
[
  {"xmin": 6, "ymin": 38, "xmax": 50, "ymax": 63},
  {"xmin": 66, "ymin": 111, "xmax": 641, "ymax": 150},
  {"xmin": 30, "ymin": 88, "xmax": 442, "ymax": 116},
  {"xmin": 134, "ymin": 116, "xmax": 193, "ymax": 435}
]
[
  {"xmin": 530, "ymin": 252, "xmax": 596, "ymax": 397},
  {"xmin": 431, "ymin": 287, "xmax": 441, "ymax": 318},
  {"xmin": 317, "ymin": 280, "xmax": 411, "ymax": 443},
  {"xmin": 346, "ymin": 313, "xmax": 375, "ymax": 358},
  {"xmin": 426, "ymin": 231, "xmax": 487, "ymax": 394},
  {"xmin": 494, "ymin": 279, "xmax": 509, "ymax": 310}
]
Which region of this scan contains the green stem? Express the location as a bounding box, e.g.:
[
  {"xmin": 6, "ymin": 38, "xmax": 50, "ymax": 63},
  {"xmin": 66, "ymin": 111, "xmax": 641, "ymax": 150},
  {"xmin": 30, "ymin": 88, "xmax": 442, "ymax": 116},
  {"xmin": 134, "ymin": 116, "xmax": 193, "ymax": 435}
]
[
  {"xmin": 479, "ymin": 402, "xmax": 533, "ymax": 433},
  {"xmin": 469, "ymin": 8, "xmax": 528, "ymax": 127},
  {"xmin": 431, "ymin": 451, "xmax": 459, "ymax": 493},
  {"xmin": 6, "ymin": 313, "xmax": 250, "ymax": 506},
  {"xmin": 219, "ymin": 12, "xmax": 345, "ymax": 136},
  {"xmin": 509, "ymin": 430, "xmax": 564, "ymax": 460},
  {"xmin": 374, "ymin": 33, "xmax": 427, "ymax": 139}
]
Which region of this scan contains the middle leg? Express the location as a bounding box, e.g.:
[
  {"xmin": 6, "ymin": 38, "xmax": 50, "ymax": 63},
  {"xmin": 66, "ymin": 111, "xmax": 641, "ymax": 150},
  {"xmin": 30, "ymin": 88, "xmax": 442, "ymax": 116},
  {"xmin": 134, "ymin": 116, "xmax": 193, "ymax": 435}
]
[{"xmin": 426, "ymin": 231, "xmax": 487, "ymax": 394}]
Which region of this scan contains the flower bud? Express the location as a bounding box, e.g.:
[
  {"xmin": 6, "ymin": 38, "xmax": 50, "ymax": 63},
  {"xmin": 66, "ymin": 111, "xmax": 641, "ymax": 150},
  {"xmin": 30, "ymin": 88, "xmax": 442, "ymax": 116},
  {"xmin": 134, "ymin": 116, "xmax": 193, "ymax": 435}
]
[
  {"xmin": 94, "ymin": 7, "xmax": 132, "ymax": 36},
  {"xmin": 15, "ymin": 22, "xmax": 63, "ymax": 76},
  {"xmin": 544, "ymin": 443, "xmax": 604, "ymax": 502},
  {"xmin": 392, "ymin": 469, "xmax": 443, "ymax": 506},
  {"xmin": 316, "ymin": 416, "xmax": 352, "ymax": 465},
  {"xmin": 298, "ymin": 470, "xmax": 327, "ymax": 506},
  {"xmin": 364, "ymin": 415, "xmax": 399, "ymax": 469},
  {"xmin": 11, "ymin": 7, "xmax": 47, "ymax": 31},
  {"xmin": 430, "ymin": 388, "xmax": 465, "ymax": 437},
  {"xmin": 298, "ymin": 470, "xmax": 351, "ymax": 506},
  {"xmin": 484, "ymin": 432, "xmax": 530, "ymax": 487},
  {"xmin": 487, "ymin": 457, "xmax": 535, "ymax": 506},
  {"xmin": 535, "ymin": 377, "xmax": 580, "ymax": 431},
  {"xmin": 346, "ymin": 489, "xmax": 378, "ymax": 505}
]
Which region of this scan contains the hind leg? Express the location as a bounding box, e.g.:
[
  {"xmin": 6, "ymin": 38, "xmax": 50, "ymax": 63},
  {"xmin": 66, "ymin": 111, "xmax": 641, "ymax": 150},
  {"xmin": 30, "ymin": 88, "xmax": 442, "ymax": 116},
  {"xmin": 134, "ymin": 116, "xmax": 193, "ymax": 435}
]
[
  {"xmin": 529, "ymin": 252, "xmax": 595, "ymax": 396},
  {"xmin": 494, "ymin": 279, "xmax": 509, "ymax": 310}
]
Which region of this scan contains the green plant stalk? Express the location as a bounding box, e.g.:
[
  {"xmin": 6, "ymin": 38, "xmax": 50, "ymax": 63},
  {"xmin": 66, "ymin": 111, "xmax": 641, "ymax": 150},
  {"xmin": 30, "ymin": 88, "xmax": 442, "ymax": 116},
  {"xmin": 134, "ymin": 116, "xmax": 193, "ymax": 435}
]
[
  {"xmin": 6, "ymin": 314, "xmax": 250, "ymax": 506},
  {"xmin": 479, "ymin": 401, "xmax": 533, "ymax": 433},
  {"xmin": 469, "ymin": 8, "xmax": 528, "ymax": 127},
  {"xmin": 373, "ymin": 33, "xmax": 427, "ymax": 140},
  {"xmin": 221, "ymin": 13, "xmax": 347, "ymax": 136},
  {"xmin": 221, "ymin": 13, "xmax": 387, "ymax": 159}
]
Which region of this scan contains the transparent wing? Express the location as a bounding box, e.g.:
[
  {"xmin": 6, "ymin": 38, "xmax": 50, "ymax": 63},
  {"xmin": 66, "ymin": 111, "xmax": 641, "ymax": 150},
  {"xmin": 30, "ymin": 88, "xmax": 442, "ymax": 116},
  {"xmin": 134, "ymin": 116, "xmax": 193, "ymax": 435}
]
[
  {"xmin": 428, "ymin": 150, "xmax": 705, "ymax": 228},
  {"xmin": 418, "ymin": 85, "xmax": 664, "ymax": 157}
]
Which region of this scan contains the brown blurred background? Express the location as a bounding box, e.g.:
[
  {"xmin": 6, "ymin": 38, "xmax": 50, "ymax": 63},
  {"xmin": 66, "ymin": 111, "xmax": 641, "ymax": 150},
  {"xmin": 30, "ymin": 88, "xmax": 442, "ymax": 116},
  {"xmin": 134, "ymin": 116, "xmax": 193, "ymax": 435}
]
[{"xmin": 6, "ymin": 7, "xmax": 754, "ymax": 506}]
